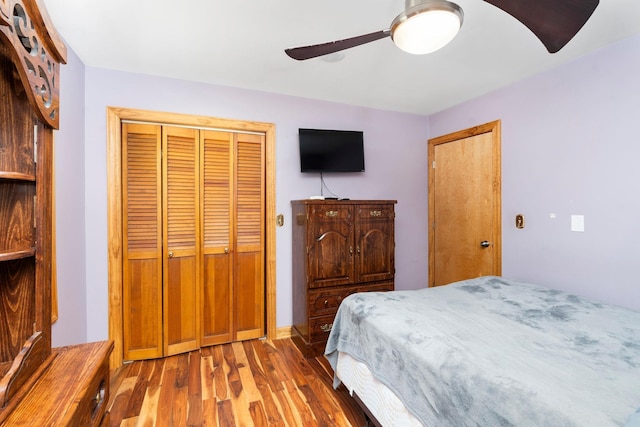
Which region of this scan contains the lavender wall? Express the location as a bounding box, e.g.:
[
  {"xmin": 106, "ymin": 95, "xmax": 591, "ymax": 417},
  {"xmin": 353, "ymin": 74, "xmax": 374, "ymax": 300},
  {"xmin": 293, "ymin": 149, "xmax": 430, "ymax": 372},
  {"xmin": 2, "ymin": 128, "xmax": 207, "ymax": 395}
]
[
  {"xmin": 81, "ymin": 69, "xmax": 430, "ymax": 341},
  {"xmin": 54, "ymin": 33, "xmax": 640, "ymax": 345},
  {"xmin": 52, "ymin": 46, "xmax": 88, "ymax": 346},
  {"xmin": 430, "ymin": 34, "xmax": 640, "ymax": 309}
]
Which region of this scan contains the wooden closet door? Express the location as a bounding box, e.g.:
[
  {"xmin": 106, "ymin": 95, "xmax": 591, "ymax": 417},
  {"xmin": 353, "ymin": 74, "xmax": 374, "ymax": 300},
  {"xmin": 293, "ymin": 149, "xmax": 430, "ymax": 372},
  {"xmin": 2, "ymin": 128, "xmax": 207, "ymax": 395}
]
[
  {"xmin": 234, "ymin": 133, "xmax": 265, "ymax": 341},
  {"xmin": 163, "ymin": 126, "xmax": 200, "ymax": 356},
  {"xmin": 122, "ymin": 123, "xmax": 163, "ymax": 360},
  {"xmin": 200, "ymin": 130, "xmax": 233, "ymax": 346}
]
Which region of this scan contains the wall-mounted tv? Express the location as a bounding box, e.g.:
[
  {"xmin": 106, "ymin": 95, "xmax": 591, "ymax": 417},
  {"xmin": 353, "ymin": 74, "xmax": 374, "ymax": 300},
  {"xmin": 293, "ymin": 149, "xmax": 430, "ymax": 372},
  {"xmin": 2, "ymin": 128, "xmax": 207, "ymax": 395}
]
[{"xmin": 299, "ymin": 128, "xmax": 365, "ymax": 173}]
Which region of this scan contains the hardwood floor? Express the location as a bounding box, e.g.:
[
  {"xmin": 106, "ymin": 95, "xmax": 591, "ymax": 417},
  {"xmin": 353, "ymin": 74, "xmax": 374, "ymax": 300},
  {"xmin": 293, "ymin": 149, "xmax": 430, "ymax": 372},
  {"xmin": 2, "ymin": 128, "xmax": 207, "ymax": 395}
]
[{"xmin": 107, "ymin": 338, "xmax": 368, "ymax": 426}]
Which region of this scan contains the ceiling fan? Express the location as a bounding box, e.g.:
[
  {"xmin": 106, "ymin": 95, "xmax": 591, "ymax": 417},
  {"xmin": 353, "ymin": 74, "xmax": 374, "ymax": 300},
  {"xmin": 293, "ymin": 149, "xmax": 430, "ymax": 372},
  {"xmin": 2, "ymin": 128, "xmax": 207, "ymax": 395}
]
[{"xmin": 285, "ymin": 0, "xmax": 600, "ymax": 61}]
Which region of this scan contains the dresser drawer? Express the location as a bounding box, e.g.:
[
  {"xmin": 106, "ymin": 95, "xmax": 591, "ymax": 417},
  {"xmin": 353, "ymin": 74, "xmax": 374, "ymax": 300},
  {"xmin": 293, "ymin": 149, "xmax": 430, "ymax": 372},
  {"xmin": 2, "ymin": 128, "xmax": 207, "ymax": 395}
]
[
  {"xmin": 309, "ymin": 204, "xmax": 352, "ymax": 221},
  {"xmin": 75, "ymin": 356, "xmax": 110, "ymax": 426},
  {"xmin": 309, "ymin": 315, "xmax": 338, "ymax": 343},
  {"xmin": 358, "ymin": 281, "xmax": 394, "ymax": 293},
  {"xmin": 309, "ymin": 286, "xmax": 359, "ymax": 317},
  {"xmin": 356, "ymin": 204, "xmax": 394, "ymax": 220}
]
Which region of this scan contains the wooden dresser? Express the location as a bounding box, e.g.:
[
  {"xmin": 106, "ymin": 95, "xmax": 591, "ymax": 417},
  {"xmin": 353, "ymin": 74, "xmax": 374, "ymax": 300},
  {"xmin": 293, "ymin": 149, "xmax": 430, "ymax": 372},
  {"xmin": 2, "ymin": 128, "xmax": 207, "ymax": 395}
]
[
  {"xmin": 0, "ymin": 1, "xmax": 112, "ymax": 424},
  {"xmin": 291, "ymin": 200, "xmax": 396, "ymax": 357}
]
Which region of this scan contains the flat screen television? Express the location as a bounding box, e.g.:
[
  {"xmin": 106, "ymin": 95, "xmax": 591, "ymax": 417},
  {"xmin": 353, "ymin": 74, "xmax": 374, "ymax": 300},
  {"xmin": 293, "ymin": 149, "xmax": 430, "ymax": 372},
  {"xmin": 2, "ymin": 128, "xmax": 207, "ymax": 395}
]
[{"xmin": 299, "ymin": 128, "xmax": 365, "ymax": 173}]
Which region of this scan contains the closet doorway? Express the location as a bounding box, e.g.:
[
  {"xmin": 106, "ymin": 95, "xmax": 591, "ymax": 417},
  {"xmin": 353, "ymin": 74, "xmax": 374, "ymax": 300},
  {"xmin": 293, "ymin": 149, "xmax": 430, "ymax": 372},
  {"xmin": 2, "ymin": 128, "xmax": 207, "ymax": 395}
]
[{"xmin": 107, "ymin": 108, "xmax": 276, "ymax": 367}]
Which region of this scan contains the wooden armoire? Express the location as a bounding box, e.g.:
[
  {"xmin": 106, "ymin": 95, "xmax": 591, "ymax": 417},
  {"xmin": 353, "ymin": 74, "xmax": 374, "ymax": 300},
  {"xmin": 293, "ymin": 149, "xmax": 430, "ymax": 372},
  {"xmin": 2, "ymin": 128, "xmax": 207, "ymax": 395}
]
[
  {"xmin": 121, "ymin": 122, "xmax": 266, "ymax": 361},
  {"xmin": 0, "ymin": 0, "xmax": 112, "ymax": 425},
  {"xmin": 291, "ymin": 200, "xmax": 396, "ymax": 357}
]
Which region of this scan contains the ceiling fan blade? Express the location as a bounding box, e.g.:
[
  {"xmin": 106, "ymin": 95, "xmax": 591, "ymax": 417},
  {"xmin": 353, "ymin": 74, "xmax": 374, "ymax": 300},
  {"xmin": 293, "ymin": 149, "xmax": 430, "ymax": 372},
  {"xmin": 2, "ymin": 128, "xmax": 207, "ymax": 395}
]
[
  {"xmin": 285, "ymin": 30, "xmax": 391, "ymax": 60},
  {"xmin": 483, "ymin": 0, "xmax": 599, "ymax": 53}
]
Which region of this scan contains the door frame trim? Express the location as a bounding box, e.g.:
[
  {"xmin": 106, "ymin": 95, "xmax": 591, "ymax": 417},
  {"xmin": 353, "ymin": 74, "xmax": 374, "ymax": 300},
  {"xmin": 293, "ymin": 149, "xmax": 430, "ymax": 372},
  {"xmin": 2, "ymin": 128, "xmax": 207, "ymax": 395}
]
[
  {"xmin": 427, "ymin": 120, "xmax": 502, "ymax": 287},
  {"xmin": 106, "ymin": 107, "xmax": 277, "ymax": 368}
]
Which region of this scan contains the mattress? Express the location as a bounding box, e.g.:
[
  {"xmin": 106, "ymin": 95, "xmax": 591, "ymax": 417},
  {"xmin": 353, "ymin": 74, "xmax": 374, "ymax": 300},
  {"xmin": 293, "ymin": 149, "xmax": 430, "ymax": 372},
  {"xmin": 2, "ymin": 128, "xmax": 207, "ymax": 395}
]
[
  {"xmin": 325, "ymin": 276, "xmax": 640, "ymax": 426},
  {"xmin": 336, "ymin": 351, "xmax": 421, "ymax": 426}
]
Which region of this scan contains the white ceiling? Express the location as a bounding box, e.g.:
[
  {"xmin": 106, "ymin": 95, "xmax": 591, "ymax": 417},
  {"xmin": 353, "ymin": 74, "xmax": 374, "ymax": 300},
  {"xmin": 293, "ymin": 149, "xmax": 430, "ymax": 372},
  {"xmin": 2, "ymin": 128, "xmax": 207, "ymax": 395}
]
[{"xmin": 42, "ymin": 0, "xmax": 640, "ymax": 116}]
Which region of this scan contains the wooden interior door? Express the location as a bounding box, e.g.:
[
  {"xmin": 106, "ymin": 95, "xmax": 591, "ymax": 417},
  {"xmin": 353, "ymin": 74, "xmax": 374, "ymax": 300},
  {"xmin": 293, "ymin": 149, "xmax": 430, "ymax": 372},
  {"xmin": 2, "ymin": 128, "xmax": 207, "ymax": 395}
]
[
  {"xmin": 234, "ymin": 133, "xmax": 265, "ymax": 341},
  {"xmin": 122, "ymin": 123, "xmax": 163, "ymax": 360},
  {"xmin": 200, "ymin": 130, "xmax": 233, "ymax": 346},
  {"xmin": 163, "ymin": 126, "xmax": 201, "ymax": 356},
  {"xmin": 428, "ymin": 121, "xmax": 502, "ymax": 287}
]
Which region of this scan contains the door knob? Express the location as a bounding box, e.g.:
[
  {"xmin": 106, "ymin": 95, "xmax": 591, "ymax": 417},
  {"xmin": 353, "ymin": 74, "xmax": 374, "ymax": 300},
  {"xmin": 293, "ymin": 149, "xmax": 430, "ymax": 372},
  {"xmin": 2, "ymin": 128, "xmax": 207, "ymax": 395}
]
[
  {"xmin": 480, "ymin": 241, "xmax": 491, "ymax": 248},
  {"xmin": 168, "ymin": 251, "xmax": 174, "ymax": 258}
]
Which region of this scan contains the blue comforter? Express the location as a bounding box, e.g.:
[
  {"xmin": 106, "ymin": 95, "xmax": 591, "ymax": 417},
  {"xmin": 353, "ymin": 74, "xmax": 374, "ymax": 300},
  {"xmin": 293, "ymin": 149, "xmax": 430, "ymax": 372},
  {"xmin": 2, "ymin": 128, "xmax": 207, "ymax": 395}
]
[{"xmin": 325, "ymin": 276, "xmax": 640, "ymax": 426}]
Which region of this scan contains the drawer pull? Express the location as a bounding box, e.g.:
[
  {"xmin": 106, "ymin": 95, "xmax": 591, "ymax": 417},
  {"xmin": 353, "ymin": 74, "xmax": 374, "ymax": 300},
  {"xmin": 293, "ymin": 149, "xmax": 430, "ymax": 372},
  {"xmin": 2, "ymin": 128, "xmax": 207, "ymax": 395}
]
[
  {"xmin": 324, "ymin": 300, "xmax": 329, "ymax": 307},
  {"xmin": 370, "ymin": 210, "xmax": 382, "ymax": 217},
  {"xmin": 326, "ymin": 210, "xmax": 338, "ymax": 217},
  {"xmin": 91, "ymin": 380, "xmax": 106, "ymax": 417},
  {"xmin": 320, "ymin": 323, "xmax": 333, "ymax": 332}
]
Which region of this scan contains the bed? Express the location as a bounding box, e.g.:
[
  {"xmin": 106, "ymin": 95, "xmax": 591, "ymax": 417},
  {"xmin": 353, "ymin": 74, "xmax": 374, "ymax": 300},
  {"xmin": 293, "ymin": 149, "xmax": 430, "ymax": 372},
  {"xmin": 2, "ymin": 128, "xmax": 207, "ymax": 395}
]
[{"xmin": 325, "ymin": 276, "xmax": 640, "ymax": 427}]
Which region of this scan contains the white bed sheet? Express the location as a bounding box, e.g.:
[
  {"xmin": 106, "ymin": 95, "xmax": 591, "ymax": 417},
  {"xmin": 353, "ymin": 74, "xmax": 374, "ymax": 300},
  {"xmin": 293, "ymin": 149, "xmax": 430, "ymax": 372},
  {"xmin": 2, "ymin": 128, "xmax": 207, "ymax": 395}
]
[{"xmin": 336, "ymin": 351, "xmax": 423, "ymax": 427}]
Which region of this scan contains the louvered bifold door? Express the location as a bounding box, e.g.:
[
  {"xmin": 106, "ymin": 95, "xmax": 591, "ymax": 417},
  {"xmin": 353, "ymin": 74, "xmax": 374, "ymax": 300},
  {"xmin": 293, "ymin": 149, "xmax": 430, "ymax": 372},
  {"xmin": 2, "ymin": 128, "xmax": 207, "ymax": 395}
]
[
  {"xmin": 163, "ymin": 126, "xmax": 201, "ymax": 356},
  {"xmin": 234, "ymin": 133, "xmax": 265, "ymax": 341},
  {"xmin": 122, "ymin": 123, "xmax": 163, "ymax": 360},
  {"xmin": 200, "ymin": 130, "xmax": 233, "ymax": 346}
]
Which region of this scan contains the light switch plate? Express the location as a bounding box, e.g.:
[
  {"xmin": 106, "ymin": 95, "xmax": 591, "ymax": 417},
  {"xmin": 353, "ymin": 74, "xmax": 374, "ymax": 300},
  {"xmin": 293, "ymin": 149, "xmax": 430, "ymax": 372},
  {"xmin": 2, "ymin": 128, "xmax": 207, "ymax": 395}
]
[{"xmin": 571, "ymin": 215, "xmax": 584, "ymax": 232}]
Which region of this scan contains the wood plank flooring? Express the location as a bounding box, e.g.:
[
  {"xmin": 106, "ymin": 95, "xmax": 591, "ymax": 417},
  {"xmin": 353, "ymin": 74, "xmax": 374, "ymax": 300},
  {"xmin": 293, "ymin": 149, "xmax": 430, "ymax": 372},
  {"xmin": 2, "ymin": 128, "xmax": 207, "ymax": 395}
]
[{"xmin": 107, "ymin": 338, "xmax": 367, "ymax": 426}]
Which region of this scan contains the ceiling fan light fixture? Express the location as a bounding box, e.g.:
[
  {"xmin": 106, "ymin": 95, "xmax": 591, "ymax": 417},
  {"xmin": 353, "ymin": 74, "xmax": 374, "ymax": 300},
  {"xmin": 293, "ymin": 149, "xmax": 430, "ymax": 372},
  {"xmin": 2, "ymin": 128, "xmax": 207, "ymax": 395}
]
[{"xmin": 391, "ymin": 0, "xmax": 464, "ymax": 55}]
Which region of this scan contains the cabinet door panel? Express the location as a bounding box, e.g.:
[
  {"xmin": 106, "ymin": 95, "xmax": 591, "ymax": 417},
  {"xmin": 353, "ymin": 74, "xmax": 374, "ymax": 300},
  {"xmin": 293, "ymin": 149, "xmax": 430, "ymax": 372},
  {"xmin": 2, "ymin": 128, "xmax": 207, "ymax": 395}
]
[
  {"xmin": 202, "ymin": 131, "xmax": 232, "ymax": 249},
  {"xmin": 236, "ymin": 134, "xmax": 264, "ymax": 249},
  {"xmin": 355, "ymin": 204, "xmax": 395, "ymax": 283},
  {"xmin": 163, "ymin": 126, "xmax": 199, "ymax": 355},
  {"xmin": 307, "ymin": 205, "xmax": 354, "ymax": 288},
  {"xmin": 234, "ymin": 251, "xmax": 264, "ymax": 341},
  {"xmin": 165, "ymin": 254, "xmax": 197, "ymax": 356},
  {"xmin": 0, "ymin": 259, "xmax": 35, "ymax": 361},
  {"xmin": 122, "ymin": 123, "xmax": 163, "ymax": 360},
  {"xmin": 201, "ymin": 253, "xmax": 232, "ymax": 345},
  {"xmin": 123, "ymin": 257, "xmax": 162, "ymax": 359},
  {"xmin": 0, "ymin": 182, "xmax": 35, "ymax": 253}
]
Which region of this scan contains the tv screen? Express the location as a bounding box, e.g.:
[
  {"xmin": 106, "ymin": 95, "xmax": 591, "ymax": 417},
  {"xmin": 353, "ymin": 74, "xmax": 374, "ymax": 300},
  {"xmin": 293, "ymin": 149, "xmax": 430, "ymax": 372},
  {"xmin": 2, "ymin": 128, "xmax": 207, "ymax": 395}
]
[{"xmin": 299, "ymin": 128, "xmax": 365, "ymax": 173}]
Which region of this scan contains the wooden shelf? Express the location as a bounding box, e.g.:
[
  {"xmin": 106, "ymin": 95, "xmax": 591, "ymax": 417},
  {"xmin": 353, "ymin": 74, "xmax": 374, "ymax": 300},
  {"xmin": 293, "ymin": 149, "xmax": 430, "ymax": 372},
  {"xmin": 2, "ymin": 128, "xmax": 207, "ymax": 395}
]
[
  {"xmin": 0, "ymin": 172, "xmax": 36, "ymax": 182},
  {"xmin": 0, "ymin": 249, "xmax": 36, "ymax": 262},
  {"xmin": 0, "ymin": 0, "xmax": 87, "ymax": 424}
]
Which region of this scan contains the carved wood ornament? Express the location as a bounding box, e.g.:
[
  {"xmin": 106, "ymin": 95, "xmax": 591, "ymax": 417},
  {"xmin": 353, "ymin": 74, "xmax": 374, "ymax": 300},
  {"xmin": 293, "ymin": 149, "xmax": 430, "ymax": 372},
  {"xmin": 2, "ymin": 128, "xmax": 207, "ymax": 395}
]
[{"xmin": 0, "ymin": 0, "xmax": 66, "ymax": 129}]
